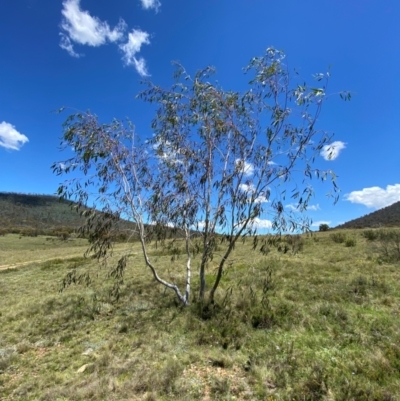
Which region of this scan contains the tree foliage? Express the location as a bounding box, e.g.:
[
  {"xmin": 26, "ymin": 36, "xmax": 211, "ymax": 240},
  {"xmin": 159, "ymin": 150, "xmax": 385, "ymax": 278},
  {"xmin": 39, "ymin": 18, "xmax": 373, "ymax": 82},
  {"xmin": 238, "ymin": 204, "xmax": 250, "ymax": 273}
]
[
  {"xmin": 319, "ymin": 223, "xmax": 330, "ymax": 232},
  {"xmin": 53, "ymin": 48, "xmax": 347, "ymax": 306}
]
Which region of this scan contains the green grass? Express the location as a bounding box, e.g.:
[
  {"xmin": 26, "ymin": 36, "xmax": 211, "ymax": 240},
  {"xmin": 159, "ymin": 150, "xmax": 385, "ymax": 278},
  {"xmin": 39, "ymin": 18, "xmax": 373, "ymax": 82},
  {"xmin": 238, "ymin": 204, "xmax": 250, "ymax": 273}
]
[{"xmin": 1, "ymin": 230, "xmax": 400, "ymax": 400}]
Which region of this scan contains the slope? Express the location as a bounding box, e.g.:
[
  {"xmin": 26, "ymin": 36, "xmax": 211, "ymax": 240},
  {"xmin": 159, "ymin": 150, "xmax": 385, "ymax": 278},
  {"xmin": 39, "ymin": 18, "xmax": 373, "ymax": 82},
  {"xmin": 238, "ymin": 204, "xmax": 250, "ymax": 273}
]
[{"xmin": 335, "ymin": 200, "xmax": 400, "ymax": 229}]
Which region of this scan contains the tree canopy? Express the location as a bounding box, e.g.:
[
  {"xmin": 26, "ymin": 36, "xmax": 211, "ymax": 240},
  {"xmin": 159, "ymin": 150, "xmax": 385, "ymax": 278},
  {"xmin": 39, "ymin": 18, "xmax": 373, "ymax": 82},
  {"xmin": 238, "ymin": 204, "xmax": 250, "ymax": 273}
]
[{"xmin": 53, "ymin": 48, "xmax": 348, "ymax": 306}]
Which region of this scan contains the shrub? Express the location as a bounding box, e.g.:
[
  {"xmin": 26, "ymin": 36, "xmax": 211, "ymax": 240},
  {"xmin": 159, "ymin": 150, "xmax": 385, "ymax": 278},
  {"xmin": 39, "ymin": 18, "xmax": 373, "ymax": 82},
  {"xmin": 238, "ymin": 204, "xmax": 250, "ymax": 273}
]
[
  {"xmin": 373, "ymin": 229, "xmax": 400, "ymax": 263},
  {"xmin": 363, "ymin": 229, "xmax": 378, "ymax": 241},
  {"xmin": 19, "ymin": 228, "xmax": 38, "ymax": 237},
  {"xmin": 330, "ymin": 232, "xmax": 346, "ymax": 243},
  {"xmin": 58, "ymin": 231, "xmax": 70, "ymax": 241},
  {"xmin": 345, "ymin": 237, "xmax": 357, "ymax": 247},
  {"xmin": 285, "ymin": 234, "xmax": 304, "ymax": 254}
]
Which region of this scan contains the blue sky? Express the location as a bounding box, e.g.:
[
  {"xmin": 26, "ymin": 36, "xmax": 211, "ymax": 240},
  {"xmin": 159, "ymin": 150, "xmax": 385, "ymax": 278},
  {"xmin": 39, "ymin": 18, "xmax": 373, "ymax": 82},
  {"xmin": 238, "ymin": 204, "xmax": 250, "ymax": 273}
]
[{"xmin": 1, "ymin": 0, "xmax": 399, "ymax": 228}]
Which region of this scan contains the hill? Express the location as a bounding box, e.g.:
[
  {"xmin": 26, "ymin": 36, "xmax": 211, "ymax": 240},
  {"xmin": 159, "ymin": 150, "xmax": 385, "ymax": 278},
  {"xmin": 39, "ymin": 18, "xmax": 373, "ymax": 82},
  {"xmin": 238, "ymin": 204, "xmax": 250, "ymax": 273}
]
[
  {"xmin": 335, "ymin": 200, "xmax": 400, "ymax": 229},
  {"xmin": 0, "ymin": 192, "xmax": 86, "ymax": 235},
  {"xmin": 0, "ymin": 192, "xmax": 175, "ymax": 239}
]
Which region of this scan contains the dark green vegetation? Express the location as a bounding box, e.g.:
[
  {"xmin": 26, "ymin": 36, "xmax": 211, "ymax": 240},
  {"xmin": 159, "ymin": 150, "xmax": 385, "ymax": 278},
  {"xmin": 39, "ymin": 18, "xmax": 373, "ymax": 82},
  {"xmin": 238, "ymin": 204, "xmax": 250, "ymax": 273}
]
[
  {"xmin": 335, "ymin": 201, "xmax": 400, "ymax": 229},
  {"xmin": 1, "ymin": 229, "xmax": 400, "ymax": 400},
  {"xmin": 0, "ymin": 192, "xmax": 139, "ymax": 241},
  {"xmin": 0, "ymin": 192, "xmax": 85, "ymax": 236},
  {"xmin": 319, "ymin": 224, "xmax": 330, "ymax": 232}
]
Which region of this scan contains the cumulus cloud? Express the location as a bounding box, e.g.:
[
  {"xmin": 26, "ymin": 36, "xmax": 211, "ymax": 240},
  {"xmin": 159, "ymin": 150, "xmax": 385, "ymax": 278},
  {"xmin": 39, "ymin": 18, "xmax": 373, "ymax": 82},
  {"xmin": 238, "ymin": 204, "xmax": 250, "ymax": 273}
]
[
  {"xmin": 119, "ymin": 30, "xmax": 151, "ymax": 76},
  {"xmin": 345, "ymin": 184, "xmax": 400, "ymax": 209},
  {"xmin": 251, "ymin": 218, "xmax": 272, "ymax": 229},
  {"xmin": 321, "ymin": 141, "xmax": 346, "ymax": 161},
  {"xmin": 235, "ymin": 159, "xmax": 254, "ymax": 176},
  {"xmin": 59, "ymin": 0, "xmax": 151, "ymax": 76},
  {"xmin": 60, "ymin": 0, "xmax": 125, "ymax": 48},
  {"xmin": 311, "ymin": 220, "xmax": 331, "ymax": 227},
  {"xmin": 197, "ymin": 221, "xmax": 206, "ymax": 229},
  {"xmin": 239, "ymin": 183, "xmax": 269, "ymax": 203},
  {"xmin": 0, "ymin": 122, "xmax": 29, "ymax": 151},
  {"xmin": 253, "ymin": 196, "xmax": 269, "ymax": 204},
  {"xmin": 239, "ymin": 183, "xmax": 255, "ymax": 193},
  {"xmin": 140, "ymin": 0, "xmax": 161, "ymax": 11}
]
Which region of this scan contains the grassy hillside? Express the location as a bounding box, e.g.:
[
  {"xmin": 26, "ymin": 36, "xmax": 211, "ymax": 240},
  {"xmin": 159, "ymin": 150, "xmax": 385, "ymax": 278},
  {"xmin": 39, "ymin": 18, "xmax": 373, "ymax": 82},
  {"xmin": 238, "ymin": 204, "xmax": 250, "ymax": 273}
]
[
  {"xmin": 2, "ymin": 191, "xmax": 399, "ymax": 237},
  {"xmin": 0, "ymin": 192, "xmax": 85, "ymax": 234},
  {"xmin": 0, "ymin": 192, "xmax": 176, "ymax": 240},
  {"xmin": 335, "ymin": 201, "xmax": 400, "ymax": 229},
  {"xmin": 1, "ymin": 229, "xmax": 400, "ymax": 400}
]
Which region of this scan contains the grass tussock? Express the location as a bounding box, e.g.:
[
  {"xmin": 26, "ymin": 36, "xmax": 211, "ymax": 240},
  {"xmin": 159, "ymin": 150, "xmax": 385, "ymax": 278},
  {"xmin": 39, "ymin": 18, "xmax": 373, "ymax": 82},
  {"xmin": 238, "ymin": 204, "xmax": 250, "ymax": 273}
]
[{"xmin": 1, "ymin": 229, "xmax": 400, "ymax": 400}]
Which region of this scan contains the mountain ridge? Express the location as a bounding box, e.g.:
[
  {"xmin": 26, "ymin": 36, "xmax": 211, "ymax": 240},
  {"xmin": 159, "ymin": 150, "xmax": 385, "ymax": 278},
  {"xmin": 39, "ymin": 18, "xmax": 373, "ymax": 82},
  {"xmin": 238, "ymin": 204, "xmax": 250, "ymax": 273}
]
[
  {"xmin": 334, "ymin": 200, "xmax": 400, "ymax": 229},
  {"xmin": 1, "ymin": 192, "xmax": 400, "ymax": 235},
  {"xmin": 0, "ymin": 192, "xmax": 85, "ymax": 235}
]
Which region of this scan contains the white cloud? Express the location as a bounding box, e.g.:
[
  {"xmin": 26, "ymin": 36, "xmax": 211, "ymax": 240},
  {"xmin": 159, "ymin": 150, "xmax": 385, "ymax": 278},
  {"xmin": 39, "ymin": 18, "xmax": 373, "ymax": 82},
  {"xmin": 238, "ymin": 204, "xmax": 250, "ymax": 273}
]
[
  {"xmin": 286, "ymin": 203, "xmax": 298, "ymax": 212},
  {"xmin": 140, "ymin": 0, "xmax": 161, "ymax": 11},
  {"xmin": 119, "ymin": 30, "xmax": 151, "ymax": 76},
  {"xmin": 0, "ymin": 122, "xmax": 29, "ymax": 151},
  {"xmin": 345, "ymin": 184, "xmax": 400, "ymax": 209},
  {"xmin": 59, "ymin": 0, "xmax": 151, "ymax": 76},
  {"xmin": 149, "ymin": 220, "xmax": 175, "ymax": 228},
  {"xmin": 239, "ymin": 183, "xmax": 268, "ymax": 203},
  {"xmin": 60, "ymin": 0, "xmax": 125, "ymax": 49},
  {"xmin": 312, "ymin": 220, "xmax": 331, "ymax": 227},
  {"xmin": 239, "ymin": 183, "xmax": 255, "ymax": 193},
  {"xmin": 286, "ymin": 203, "xmax": 320, "ymax": 212},
  {"xmin": 235, "ymin": 159, "xmax": 254, "ymax": 176},
  {"xmin": 196, "ymin": 221, "xmax": 206, "ymax": 229},
  {"xmin": 132, "ymin": 57, "xmax": 149, "ymax": 77},
  {"xmin": 59, "ymin": 33, "xmax": 82, "ymax": 57},
  {"xmin": 321, "ymin": 141, "xmax": 346, "ymax": 161},
  {"xmin": 253, "ymin": 195, "xmax": 269, "ymax": 204},
  {"xmin": 251, "ymin": 218, "xmax": 272, "ymax": 229}
]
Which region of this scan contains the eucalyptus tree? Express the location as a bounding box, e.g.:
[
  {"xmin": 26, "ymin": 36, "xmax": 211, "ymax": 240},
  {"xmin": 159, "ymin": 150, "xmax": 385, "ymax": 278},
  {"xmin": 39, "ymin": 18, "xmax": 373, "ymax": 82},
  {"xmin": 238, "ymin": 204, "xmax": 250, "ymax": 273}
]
[{"xmin": 53, "ymin": 48, "xmax": 348, "ymax": 306}]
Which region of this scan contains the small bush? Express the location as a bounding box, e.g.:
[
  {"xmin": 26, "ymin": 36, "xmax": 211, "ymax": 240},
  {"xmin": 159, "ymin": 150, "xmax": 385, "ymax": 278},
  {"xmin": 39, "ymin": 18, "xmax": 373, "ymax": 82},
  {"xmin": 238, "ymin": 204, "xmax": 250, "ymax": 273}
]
[
  {"xmin": 363, "ymin": 229, "xmax": 379, "ymax": 241},
  {"xmin": 53, "ymin": 230, "xmax": 70, "ymax": 240},
  {"xmin": 19, "ymin": 228, "xmax": 38, "ymax": 237},
  {"xmin": 373, "ymin": 229, "xmax": 400, "ymax": 263},
  {"xmin": 210, "ymin": 376, "xmax": 230, "ymax": 398},
  {"xmin": 285, "ymin": 234, "xmax": 304, "ymax": 254},
  {"xmin": 345, "ymin": 237, "xmax": 357, "ymax": 247},
  {"xmin": 330, "ymin": 232, "xmax": 346, "ymax": 243}
]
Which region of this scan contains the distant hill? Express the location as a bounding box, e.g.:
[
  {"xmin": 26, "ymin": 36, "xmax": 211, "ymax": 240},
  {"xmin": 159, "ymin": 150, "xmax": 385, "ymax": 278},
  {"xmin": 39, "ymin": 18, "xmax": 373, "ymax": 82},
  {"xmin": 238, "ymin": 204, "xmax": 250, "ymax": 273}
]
[
  {"xmin": 0, "ymin": 192, "xmax": 177, "ymax": 239},
  {"xmin": 335, "ymin": 201, "xmax": 400, "ymax": 229},
  {"xmin": 0, "ymin": 192, "xmax": 85, "ymax": 234}
]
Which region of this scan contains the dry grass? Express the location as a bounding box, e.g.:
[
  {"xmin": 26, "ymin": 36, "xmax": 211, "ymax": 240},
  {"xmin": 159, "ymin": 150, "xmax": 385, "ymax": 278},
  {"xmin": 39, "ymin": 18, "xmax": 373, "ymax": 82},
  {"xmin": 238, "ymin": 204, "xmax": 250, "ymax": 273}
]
[
  {"xmin": 1, "ymin": 230, "xmax": 400, "ymax": 400},
  {"xmin": 0, "ymin": 234, "xmax": 89, "ymax": 267}
]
